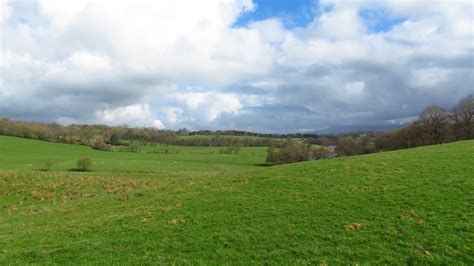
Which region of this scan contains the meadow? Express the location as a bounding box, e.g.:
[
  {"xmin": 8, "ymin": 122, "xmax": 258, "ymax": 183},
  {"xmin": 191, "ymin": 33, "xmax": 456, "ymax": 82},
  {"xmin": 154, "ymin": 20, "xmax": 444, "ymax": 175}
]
[
  {"xmin": 0, "ymin": 136, "xmax": 267, "ymax": 175},
  {"xmin": 0, "ymin": 135, "xmax": 473, "ymax": 264}
]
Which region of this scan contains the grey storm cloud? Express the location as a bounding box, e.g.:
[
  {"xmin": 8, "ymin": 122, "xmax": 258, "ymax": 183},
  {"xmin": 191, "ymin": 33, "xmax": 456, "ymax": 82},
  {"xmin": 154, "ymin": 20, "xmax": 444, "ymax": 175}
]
[{"xmin": 213, "ymin": 105, "xmax": 323, "ymax": 133}]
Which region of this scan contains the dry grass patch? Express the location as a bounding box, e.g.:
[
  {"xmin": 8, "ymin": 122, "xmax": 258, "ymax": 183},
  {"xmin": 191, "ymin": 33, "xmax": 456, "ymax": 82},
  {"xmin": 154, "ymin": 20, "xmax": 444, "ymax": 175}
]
[{"xmin": 1, "ymin": 171, "xmax": 156, "ymax": 211}]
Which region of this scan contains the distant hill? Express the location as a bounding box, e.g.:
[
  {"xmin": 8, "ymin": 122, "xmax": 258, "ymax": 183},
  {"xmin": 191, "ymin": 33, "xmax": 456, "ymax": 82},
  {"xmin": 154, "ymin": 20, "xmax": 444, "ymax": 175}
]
[{"xmin": 313, "ymin": 124, "xmax": 402, "ymax": 135}]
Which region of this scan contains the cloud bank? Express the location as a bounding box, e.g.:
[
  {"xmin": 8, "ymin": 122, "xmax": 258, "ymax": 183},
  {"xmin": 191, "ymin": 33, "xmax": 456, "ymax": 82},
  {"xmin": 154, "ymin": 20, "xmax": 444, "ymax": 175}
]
[{"xmin": 0, "ymin": 0, "xmax": 472, "ymax": 132}]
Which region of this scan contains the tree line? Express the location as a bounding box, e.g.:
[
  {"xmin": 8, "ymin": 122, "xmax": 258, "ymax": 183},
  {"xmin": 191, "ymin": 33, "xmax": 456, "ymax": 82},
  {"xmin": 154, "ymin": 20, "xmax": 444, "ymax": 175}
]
[
  {"xmin": 334, "ymin": 95, "xmax": 473, "ymax": 156},
  {"xmin": 172, "ymin": 136, "xmax": 287, "ymax": 148},
  {"xmin": 0, "ymin": 120, "xmax": 176, "ymax": 151},
  {"xmin": 181, "ymin": 129, "xmax": 319, "ymax": 139},
  {"xmin": 0, "ymin": 118, "xmax": 288, "ymax": 150}
]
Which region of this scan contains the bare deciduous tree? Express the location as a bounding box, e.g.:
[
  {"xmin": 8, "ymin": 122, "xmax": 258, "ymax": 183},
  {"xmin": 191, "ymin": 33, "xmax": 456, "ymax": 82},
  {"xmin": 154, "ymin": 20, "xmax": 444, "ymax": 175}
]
[
  {"xmin": 451, "ymin": 95, "xmax": 474, "ymax": 140},
  {"xmin": 419, "ymin": 106, "xmax": 448, "ymax": 144}
]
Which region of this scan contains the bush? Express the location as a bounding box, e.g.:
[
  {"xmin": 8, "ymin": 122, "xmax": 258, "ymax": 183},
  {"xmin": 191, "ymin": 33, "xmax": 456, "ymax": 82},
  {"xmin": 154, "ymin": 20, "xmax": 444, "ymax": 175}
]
[
  {"xmin": 109, "ymin": 132, "xmax": 120, "ymax": 145},
  {"xmin": 91, "ymin": 136, "xmax": 111, "ymax": 151},
  {"xmin": 44, "ymin": 158, "xmax": 54, "ymax": 171},
  {"xmin": 219, "ymin": 145, "xmax": 241, "ymax": 155},
  {"xmin": 127, "ymin": 142, "xmax": 141, "ymax": 152},
  {"xmin": 266, "ymin": 140, "xmax": 316, "ymax": 165},
  {"xmin": 312, "ymin": 147, "xmax": 334, "ymax": 159},
  {"xmin": 77, "ymin": 157, "xmax": 92, "ymax": 171}
]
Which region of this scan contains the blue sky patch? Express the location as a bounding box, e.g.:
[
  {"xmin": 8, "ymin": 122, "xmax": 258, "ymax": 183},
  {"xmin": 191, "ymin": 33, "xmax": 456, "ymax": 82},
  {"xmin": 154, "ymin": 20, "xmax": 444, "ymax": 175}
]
[
  {"xmin": 359, "ymin": 8, "xmax": 406, "ymax": 33},
  {"xmin": 234, "ymin": 0, "xmax": 319, "ymax": 28}
]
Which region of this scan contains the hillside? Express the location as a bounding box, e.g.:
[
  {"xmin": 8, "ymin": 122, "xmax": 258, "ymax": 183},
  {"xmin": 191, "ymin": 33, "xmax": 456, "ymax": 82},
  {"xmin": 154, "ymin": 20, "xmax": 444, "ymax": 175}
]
[{"xmin": 0, "ymin": 136, "xmax": 473, "ymax": 264}]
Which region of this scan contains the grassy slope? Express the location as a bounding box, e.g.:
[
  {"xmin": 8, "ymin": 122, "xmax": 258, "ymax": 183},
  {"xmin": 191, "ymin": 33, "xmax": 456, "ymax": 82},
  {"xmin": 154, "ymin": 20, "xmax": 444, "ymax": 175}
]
[{"xmin": 0, "ymin": 136, "xmax": 473, "ymax": 264}]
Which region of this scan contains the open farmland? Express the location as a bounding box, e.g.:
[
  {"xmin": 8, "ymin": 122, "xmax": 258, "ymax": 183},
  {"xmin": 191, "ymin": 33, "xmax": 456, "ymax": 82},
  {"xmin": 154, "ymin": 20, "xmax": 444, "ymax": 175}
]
[
  {"xmin": 2, "ymin": 0, "xmax": 473, "ymax": 264},
  {"xmin": 0, "ymin": 136, "xmax": 473, "ymax": 264},
  {"xmin": 0, "ymin": 136, "xmax": 268, "ymax": 175}
]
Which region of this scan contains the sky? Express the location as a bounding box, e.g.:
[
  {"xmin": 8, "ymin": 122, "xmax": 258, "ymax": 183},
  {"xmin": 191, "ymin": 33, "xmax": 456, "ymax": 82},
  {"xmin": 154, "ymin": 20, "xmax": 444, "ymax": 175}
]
[{"xmin": 0, "ymin": 0, "xmax": 473, "ymax": 133}]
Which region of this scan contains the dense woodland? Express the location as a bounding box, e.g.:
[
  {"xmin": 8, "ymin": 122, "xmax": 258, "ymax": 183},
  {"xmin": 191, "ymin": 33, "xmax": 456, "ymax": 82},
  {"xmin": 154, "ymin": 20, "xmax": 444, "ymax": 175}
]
[{"xmin": 0, "ymin": 95, "xmax": 472, "ymax": 165}]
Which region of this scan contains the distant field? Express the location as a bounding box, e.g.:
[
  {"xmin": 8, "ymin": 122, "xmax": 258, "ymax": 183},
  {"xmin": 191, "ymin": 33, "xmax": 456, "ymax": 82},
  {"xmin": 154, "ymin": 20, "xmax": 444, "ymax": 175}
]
[
  {"xmin": 0, "ymin": 136, "xmax": 267, "ymax": 175},
  {"xmin": 0, "ymin": 135, "xmax": 473, "ymax": 264}
]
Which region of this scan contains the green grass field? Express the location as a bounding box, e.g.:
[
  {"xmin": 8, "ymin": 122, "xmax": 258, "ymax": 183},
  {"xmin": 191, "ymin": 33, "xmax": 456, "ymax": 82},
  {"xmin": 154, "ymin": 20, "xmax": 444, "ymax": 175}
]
[
  {"xmin": 0, "ymin": 136, "xmax": 268, "ymax": 176},
  {"xmin": 0, "ymin": 135, "xmax": 473, "ymax": 264}
]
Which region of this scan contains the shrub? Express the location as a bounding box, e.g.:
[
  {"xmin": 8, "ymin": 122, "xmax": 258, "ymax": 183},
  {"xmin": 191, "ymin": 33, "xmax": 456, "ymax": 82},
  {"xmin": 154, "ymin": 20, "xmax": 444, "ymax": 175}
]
[
  {"xmin": 109, "ymin": 132, "xmax": 120, "ymax": 145},
  {"xmin": 312, "ymin": 147, "xmax": 334, "ymax": 159},
  {"xmin": 220, "ymin": 145, "xmax": 241, "ymax": 155},
  {"xmin": 44, "ymin": 158, "xmax": 54, "ymax": 171},
  {"xmin": 91, "ymin": 136, "xmax": 111, "ymax": 151},
  {"xmin": 127, "ymin": 142, "xmax": 141, "ymax": 152},
  {"xmin": 77, "ymin": 157, "xmax": 92, "ymax": 171},
  {"xmin": 266, "ymin": 140, "xmax": 316, "ymax": 165}
]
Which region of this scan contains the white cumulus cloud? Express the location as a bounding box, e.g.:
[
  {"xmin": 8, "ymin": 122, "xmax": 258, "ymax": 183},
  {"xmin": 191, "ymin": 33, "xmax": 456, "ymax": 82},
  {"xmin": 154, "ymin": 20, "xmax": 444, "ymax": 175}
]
[{"xmin": 95, "ymin": 103, "xmax": 164, "ymax": 128}]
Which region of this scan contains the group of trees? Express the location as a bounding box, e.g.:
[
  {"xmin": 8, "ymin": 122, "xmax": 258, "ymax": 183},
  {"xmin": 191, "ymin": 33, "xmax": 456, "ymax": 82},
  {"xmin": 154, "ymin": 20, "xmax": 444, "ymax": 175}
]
[
  {"xmin": 0, "ymin": 118, "xmax": 291, "ymax": 150},
  {"xmin": 266, "ymin": 95, "xmax": 472, "ymax": 165},
  {"xmin": 266, "ymin": 139, "xmax": 334, "ymax": 165},
  {"xmin": 336, "ymin": 95, "xmax": 473, "ymax": 156},
  {"xmin": 0, "ymin": 119, "xmax": 177, "ymax": 149},
  {"xmin": 172, "ymin": 136, "xmax": 287, "ymax": 148},
  {"xmin": 185, "ymin": 129, "xmax": 318, "ymax": 139}
]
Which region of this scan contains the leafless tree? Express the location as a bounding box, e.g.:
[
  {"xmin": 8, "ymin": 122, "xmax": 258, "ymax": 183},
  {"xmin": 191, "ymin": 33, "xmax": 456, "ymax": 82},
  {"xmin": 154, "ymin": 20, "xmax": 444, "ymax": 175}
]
[
  {"xmin": 419, "ymin": 106, "xmax": 448, "ymax": 144},
  {"xmin": 451, "ymin": 95, "xmax": 474, "ymax": 140}
]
